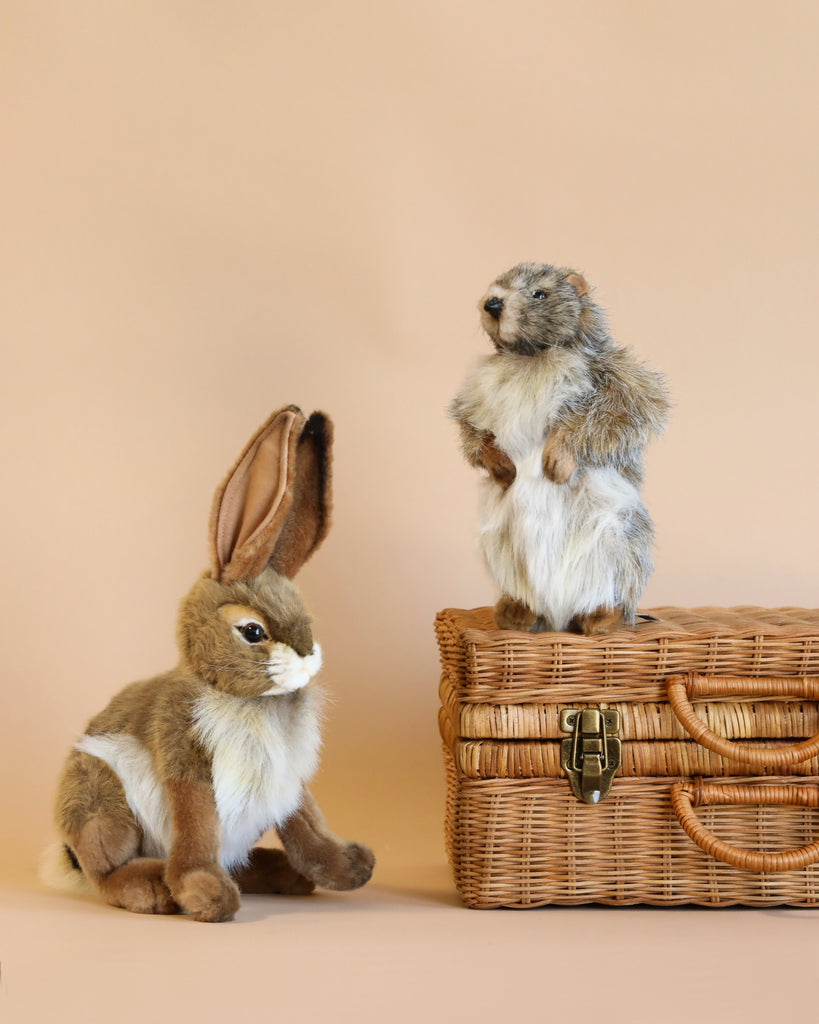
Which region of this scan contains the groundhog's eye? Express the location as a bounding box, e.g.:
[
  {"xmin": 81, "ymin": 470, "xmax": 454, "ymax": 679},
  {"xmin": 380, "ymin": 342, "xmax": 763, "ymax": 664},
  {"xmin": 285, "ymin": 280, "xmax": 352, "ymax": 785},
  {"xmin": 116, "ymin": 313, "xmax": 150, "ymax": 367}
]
[
  {"xmin": 532, "ymin": 289, "xmax": 548, "ymax": 300},
  {"xmin": 237, "ymin": 622, "xmax": 268, "ymax": 644}
]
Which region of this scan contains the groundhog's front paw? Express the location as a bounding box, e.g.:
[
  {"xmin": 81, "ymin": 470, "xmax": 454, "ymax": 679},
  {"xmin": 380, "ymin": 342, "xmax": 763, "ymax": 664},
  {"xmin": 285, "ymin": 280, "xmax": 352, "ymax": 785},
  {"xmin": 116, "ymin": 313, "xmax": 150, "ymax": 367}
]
[
  {"xmin": 173, "ymin": 867, "xmax": 241, "ymax": 923},
  {"xmin": 304, "ymin": 841, "xmax": 375, "ymax": 891},
  {"xmin": 542, "ymin": 433, "xmax": 577, "ymax": 484},
  {"xmin": 478, "ymin": 434, "xmax": 516, "ymax": 489}
]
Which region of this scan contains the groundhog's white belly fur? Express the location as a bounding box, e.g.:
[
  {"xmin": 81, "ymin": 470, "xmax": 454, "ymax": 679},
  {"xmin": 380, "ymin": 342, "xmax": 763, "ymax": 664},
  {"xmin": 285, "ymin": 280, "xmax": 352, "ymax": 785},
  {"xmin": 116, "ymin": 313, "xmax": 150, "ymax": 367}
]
[
  {"xmin": 462, "ymin": 350, "xmax": 649, "ymax": 629},
  {"xmin": 480, "ymin": 456, "xmax": 644, "ymax": 630}
]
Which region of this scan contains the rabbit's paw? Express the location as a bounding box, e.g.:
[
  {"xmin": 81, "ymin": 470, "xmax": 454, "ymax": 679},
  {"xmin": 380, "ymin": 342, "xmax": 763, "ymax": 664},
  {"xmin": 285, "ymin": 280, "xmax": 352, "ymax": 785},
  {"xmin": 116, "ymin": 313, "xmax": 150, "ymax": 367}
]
[
  {"xmin": 306, "ymin": 840, "xmax": 375, "ymax": 891},
  {"xmin": 175, "ymin": 867, "xmax": 241, "ymax": 923},
  {"xmin": 102, "ymin": 858, "xmax": 179, "ymax": 915},
  {"xmin": 234, "ymin": 846, "xmax": 317, "ymax": 895}
]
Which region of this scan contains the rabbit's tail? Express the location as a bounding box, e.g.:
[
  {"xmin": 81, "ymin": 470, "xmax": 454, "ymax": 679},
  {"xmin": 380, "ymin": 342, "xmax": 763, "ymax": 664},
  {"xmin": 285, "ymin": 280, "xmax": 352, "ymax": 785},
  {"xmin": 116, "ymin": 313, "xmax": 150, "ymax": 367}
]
[{"xmin": 39, "ymin": 839, "xmax": 94, "ymax": 896}]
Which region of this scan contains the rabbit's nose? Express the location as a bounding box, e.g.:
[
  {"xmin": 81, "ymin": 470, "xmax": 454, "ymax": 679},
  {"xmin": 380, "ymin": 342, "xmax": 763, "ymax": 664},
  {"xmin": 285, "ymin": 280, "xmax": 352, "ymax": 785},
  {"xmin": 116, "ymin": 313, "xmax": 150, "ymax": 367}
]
[{"xmin": 484, "ymin": 296, "xmax": 503, "ymax": 320}]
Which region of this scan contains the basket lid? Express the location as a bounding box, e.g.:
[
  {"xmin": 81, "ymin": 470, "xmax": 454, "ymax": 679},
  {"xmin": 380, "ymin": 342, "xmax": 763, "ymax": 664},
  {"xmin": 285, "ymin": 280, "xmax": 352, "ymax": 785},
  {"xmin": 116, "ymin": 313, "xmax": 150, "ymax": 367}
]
[{"xmin": 436, "ymin": 605, "xmax": 819, "ymax": 715}]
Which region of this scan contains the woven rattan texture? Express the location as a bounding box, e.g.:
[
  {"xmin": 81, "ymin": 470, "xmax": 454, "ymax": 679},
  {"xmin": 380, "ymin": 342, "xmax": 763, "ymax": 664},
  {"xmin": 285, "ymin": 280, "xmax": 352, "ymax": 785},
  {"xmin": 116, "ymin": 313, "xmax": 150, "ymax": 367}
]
[
  {"xmin": 436, "ymin": 606, "xmax": 819, "ymax": 704},
  {"xmin": 440, "ymin": 676, "xmax": 819, "ymax": 741},
  {"xmin": 444, "ymin": 731, "xmax": 819, "ymax": 781},
  {"xmin": 443, "ymin": 751, "xmax": 819, "ymax": 907},
  {"xmin": 438, "ymin": 606, "xmax": 819, "ymax": 907}
]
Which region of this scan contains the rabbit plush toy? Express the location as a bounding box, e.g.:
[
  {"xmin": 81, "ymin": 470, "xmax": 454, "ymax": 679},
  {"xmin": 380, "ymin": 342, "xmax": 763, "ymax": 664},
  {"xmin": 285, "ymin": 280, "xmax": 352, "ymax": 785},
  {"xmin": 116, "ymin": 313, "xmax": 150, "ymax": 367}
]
[{"xmin": 44, "ymin": 406, "xmax": 374, "ymax": 922}]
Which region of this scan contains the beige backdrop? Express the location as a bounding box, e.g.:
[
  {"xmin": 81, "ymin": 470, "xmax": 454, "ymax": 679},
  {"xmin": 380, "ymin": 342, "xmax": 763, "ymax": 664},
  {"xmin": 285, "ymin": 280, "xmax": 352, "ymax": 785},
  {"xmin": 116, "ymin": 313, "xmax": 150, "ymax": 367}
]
[{"xmin": 2, "ymin": 2, "xmax": 818, "ymax": 1020}]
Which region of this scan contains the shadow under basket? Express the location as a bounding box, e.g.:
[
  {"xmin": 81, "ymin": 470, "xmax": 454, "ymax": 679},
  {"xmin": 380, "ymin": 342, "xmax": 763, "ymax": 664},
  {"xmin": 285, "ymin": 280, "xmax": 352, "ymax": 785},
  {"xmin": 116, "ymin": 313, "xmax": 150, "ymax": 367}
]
[{"xmin": 436, "ymin": 606, "xmax": 819, "ymax": 908}]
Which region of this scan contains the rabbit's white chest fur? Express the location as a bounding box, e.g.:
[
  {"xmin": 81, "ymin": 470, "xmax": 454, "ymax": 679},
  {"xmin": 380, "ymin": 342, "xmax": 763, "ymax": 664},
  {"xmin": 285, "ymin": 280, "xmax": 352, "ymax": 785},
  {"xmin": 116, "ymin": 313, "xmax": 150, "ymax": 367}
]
[
  {"xmin": 192, "ymin": 686, "xmax": 322, "ymax": 869},
  {"xmin": 76, "ymin": 686, "xmax": 322, "ymax": 872}
]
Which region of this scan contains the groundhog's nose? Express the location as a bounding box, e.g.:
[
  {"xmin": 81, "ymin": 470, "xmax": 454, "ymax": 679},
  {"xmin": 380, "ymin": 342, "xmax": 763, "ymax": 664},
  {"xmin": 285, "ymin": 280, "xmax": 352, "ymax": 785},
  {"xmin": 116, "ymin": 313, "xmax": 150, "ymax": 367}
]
[{"xmin": 484, "ymin": 296, "xmax": 503, "ymax": 320}]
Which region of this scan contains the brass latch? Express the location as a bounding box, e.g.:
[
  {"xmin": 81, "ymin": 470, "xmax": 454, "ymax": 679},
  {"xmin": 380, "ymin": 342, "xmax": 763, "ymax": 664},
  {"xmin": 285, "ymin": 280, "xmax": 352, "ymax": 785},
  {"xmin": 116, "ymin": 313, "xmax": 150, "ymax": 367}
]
[{"xmin": 560, "ymin": 708, "xmax": 621, "ymax": 805}]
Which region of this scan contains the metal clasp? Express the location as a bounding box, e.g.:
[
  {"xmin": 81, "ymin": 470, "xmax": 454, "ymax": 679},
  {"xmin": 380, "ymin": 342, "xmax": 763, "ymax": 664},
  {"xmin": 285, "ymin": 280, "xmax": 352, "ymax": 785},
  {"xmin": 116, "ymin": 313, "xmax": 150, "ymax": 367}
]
[{"xmin": 560, "ymin": 708, "xmax": 621, "ymax": 805}]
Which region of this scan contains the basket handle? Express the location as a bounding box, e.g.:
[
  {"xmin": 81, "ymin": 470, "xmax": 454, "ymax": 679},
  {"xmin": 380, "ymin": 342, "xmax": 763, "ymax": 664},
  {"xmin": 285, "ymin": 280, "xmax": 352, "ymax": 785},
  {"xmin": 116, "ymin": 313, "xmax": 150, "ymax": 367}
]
[
  {"xmin": 670, "ymin": 780, "xmax": 819, "ymax": 872},
  {"xmin": 666, "ymin": 674, "xmax": 819, "ymax": 767}
]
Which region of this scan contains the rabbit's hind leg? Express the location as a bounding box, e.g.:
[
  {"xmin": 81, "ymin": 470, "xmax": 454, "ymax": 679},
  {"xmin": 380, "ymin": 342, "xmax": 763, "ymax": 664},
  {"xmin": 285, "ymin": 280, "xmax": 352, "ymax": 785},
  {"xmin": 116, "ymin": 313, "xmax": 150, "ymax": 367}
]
[
  {"xmin": 95, "ymin": 853, "xmax": 177, "ymax": 915},
  {"xmin": 233, "ymin": 847, "xmax": 315, "ymax": 895},
  {"xmin": 57, "ymin": 751, "xmax": 177, "ymax": 915}
]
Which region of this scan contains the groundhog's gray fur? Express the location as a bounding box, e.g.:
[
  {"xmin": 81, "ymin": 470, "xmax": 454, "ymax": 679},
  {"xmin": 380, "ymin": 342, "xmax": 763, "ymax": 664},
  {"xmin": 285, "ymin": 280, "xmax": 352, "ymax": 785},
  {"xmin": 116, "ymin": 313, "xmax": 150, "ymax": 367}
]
[{"xmin": 451, "ymin": 262, "xmax": 669, "ymax": 635}]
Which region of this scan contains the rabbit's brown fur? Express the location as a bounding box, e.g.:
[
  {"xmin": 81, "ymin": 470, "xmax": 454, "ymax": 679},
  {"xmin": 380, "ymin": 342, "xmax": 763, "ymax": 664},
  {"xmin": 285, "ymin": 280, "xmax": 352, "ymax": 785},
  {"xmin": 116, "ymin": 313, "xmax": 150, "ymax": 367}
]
[{"xmin": 44, "ymin": 407, "xmax": 374, "ymax": 922}]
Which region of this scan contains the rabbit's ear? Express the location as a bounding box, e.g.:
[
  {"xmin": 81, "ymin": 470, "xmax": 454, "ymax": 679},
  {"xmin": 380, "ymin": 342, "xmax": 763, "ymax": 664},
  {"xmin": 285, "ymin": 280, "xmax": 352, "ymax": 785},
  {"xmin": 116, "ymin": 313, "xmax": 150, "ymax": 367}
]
[
  {"xmin": 268, "ymin": 410, "xmax": 333, "ymax": 578},
  {"xmin": 209, "ymin": 406, "xmax": 332, "ymax": 583}
]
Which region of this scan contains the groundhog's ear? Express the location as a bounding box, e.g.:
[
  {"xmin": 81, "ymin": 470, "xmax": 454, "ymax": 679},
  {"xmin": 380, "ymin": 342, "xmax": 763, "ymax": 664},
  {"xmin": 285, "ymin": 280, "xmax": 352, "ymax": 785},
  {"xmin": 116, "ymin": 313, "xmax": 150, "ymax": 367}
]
[{"xmin": 565, "ymin": 273, "xmax": 589, "ymax": 298}]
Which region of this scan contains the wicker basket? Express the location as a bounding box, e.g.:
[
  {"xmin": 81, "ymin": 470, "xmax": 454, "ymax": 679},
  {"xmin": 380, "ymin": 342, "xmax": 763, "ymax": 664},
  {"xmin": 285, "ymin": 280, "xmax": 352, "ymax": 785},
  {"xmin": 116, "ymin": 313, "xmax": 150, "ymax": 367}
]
[{"xmin": 436, "ymin": 606, "xmax": 819, "ymax": 907}]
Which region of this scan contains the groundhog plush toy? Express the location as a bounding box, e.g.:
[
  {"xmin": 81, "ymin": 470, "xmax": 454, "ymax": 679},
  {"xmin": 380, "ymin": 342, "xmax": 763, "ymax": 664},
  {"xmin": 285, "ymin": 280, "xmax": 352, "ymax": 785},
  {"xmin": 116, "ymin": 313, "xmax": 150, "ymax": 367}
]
[{"xmin": 451, "ymin": 262, "xmax": 669, "ymax": 635}]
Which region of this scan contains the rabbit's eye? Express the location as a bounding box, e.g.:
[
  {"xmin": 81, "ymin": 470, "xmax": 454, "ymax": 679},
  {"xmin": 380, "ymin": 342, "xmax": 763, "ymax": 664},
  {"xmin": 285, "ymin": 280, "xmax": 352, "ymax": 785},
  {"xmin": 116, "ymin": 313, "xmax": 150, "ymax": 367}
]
[
  {"xmin": 238, "ymin": 622, "xmax": 268, "ymax": 644},
  {"xmin": 531, "ymin": 289, "xmax": 548, "ymax": 300}
]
